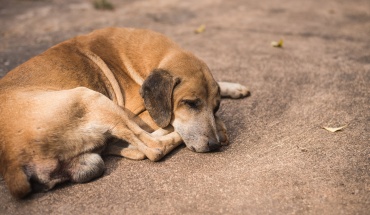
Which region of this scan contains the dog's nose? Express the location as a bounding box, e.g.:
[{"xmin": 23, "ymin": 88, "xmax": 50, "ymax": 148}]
[{"xmin": 208, "ymin": 140, "xmax": 221, "ymax": 151}]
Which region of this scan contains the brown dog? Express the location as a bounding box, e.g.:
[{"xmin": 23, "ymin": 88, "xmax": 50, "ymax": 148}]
[{"xmin": 0, "ymin": 27, "xmax": 249, "ymax": 198}]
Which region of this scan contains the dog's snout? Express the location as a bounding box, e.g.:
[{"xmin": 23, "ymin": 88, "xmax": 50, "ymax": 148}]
[{"xmin": 208, "ymin": 140, "xmax": 221, "ymax": 151}]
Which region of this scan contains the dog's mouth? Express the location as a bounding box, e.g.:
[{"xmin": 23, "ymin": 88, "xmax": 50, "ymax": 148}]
[
  {"xmin": 173, "ymin": 123, "xmax": 222, "ymax": 153},
  {"xmin": 186, "ymin": 141, "xmax": 221, "ymax": 153}
]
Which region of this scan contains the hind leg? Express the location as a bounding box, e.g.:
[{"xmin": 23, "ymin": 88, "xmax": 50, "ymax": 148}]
[{"xmin": 67, "ymin": 153, "xmax": 105, "ymax": 183}]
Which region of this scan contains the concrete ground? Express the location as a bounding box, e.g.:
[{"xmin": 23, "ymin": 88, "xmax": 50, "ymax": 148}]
[{"xmin": 0, "ymin": 0, "xmax": 369, "ymax": 214}]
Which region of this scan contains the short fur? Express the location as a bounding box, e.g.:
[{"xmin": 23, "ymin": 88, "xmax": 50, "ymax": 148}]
[{"xmin": 0, "ymin": 27, "xmax": 249, "ymax": 198}]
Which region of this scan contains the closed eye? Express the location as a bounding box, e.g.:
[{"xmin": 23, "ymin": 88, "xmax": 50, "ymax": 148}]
[{"xmin": 182, "ymin": 99, "xmax": 201, "ymax": 109}]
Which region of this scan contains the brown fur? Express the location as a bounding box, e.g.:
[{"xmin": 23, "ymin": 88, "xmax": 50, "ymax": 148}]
[{"xmin": 0, "ymin": 27, "xmax": 249, "ymax": 198}]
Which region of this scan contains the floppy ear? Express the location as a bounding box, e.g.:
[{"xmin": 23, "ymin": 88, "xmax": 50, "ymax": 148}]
[{"xmin": 140, "ymin": 69, "xmax": 180, "ymax": 128}]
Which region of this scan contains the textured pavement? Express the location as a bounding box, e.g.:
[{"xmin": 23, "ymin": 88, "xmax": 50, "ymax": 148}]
[{"xmin": 0, "ymin": 0, "xmax": 369, "ymax": 214}]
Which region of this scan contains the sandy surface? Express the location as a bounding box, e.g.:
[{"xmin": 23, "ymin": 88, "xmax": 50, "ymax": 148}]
[{"xmin": 0, "ymin": 0, "xmax": 369, "ymax": 214}]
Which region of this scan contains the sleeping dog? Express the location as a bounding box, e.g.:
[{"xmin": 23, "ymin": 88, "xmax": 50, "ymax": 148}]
[{"xmin": 0, "ymin": 28, "xmax": 249, "ymax": 198}]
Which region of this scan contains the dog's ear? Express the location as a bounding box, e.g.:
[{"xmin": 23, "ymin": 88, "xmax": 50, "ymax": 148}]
[{"xmin": 140, "ymin": 69, "xmax": 180, "ymax": 128}]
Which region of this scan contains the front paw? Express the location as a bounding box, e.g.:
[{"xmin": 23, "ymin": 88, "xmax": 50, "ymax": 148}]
[
  {"xmin": 218, "ymin": 127, "xmax": 229, "ymax": 146},
  {"xmin": 122, "ymin": 148, "xmax": 146, "ymax": 160},
  {"xmin": 215, "ymin": 116, "xmax": 229, "ymax": 146},
  {"xmin": 232, "ymin": 83, "xmax": 250, "ymax": 98},
  {"xmin": 227, "ymin": 83, "xmax": 250, "ymax": 99},
  {"xmin": 144, "ymin": 147, "xmax": 164, "ymax": 162},
  {"xmin": 219, "ymin": 82, "xmax": 250, "ymax": 99}
]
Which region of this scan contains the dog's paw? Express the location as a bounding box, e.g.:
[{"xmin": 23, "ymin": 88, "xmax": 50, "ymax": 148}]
[
  {"xmin": 218, "ymin": 82, "xmax": 250, "ymax": 99},
  {"xmin": 219, "ymin": 131, "xmax": 229, "ymax": 146},
  {"xmin": 143, "ymin": 147, "xmax": 164, "ymax": 162},
  {"xmin": 215, "ymin": 117, "xmax": 229, "ymax": 146}
]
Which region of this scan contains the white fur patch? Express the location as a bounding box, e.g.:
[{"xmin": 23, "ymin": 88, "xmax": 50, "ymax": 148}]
[{"xmin": 218, "ymin": 82, "xmax": 250, "ymax": 99}]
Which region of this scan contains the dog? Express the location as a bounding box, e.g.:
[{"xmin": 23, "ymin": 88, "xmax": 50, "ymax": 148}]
[{"xmin": 0, "ymin": 27, "xmax": 249, "ymax": 198}]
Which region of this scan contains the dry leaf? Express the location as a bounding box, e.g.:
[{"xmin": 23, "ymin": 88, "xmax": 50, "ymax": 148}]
[
  {"xmin": 194, "ymin": 24, "xmax": 206, "ymax": 34},
  {"xmin": 322, "ymin": 125, "xmax": 347, "ymax": 132},
  {"xmin": 94, "ymin": 0, "xmax": 114, "ymax": 10},
  {"xmin": 271, "ymin": 39, "xmax": 284, "ymax": 48}
]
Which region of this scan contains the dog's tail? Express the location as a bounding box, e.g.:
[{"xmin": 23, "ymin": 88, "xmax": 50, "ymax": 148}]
[{"xmin": 3, "ymin": 163, "xmax": 31, "ymax": 198}]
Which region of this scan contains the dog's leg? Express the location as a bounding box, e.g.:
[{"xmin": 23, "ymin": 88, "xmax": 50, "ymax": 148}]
[
  {"xmin": 158, "ymin": 135, "xmax": 183, "ymax": 157},
  {"xmin": 125, "ymin": 124, "xmax": 183, "ymax": 159},
  {"xmin": 109, "ymin": 114, "xmax": 182, "ymax": 161},
  {"xmin": 109, "ymin": 124, "xmax": 162, "ymax": 161},
  {"xmin": 218, "ymin": 82, "xmax": 250, "ymax": 99},
  {"xmin": 67, "ymin": 153, "xmax": 105, "ymax": 183},
  {"xmin": 99, "ymin": 104, "xmax": 181, "ymax": 161},
  {"xmin": 104, "ymin": 144, "xmax": 146, "ymax": 160},
  {"xmin": 110, "ymin": 123, "xmax": 182, "ymax": 161},
  {"xmin": 110, "ymin": 132, "xmax": 182, "ymax": 161},
  {"xmin": 150, "ymin": 126, "xmax": 183, "ymax": 156},
  {"xmin": 151, "ymin": 126, "xmax": 174, "ymax": 137},
  {"xmin": 105, "ymin": 126, "xmax": 180, "ymax": 160},
  {"xmin": 79, "ymin": 87, "xmax": 181, "ymax": 161}
]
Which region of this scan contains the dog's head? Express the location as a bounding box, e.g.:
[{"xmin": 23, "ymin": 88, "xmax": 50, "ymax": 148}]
[{"xmin": 140, "ymin": 54, "xmax": 228, "ymax": 152}]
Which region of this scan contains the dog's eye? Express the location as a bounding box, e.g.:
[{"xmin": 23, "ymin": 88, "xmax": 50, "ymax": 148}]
[{"xmin": 182, "ymin": 99, "xmax": 200, "ymax": 109}]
